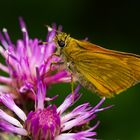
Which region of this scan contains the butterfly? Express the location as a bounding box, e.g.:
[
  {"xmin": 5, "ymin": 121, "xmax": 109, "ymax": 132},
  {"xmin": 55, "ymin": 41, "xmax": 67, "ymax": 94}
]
[{"xmin": 52, "ymin": 30, "xmax": 140, "ymax": 98}]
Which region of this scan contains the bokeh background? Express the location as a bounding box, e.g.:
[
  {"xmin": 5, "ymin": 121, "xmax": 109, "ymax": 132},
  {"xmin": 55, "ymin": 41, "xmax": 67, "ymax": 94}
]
[{"xmin": 0, "ymin": 0, "xmax": 140, "ymax": 139}]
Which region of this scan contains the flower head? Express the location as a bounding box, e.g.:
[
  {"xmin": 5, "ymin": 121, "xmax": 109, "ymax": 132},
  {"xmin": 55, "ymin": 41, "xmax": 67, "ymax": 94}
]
[
  {"xmin": 25, "ymin": 105, "xmax": 61, "ymax": 140},
  {"xmin": 0, "ymin": 73, "xmax": 112, "ymax": 140},
  {"xmin": 0, "ymin": 18, "xmax": 70, "ymax": 99}
]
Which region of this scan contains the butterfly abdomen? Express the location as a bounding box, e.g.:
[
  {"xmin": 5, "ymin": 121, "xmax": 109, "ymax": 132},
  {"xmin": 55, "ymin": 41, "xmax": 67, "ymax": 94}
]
[{"xmin": 76, "ymin": 72, "xmax": 114, "ymax": 98}]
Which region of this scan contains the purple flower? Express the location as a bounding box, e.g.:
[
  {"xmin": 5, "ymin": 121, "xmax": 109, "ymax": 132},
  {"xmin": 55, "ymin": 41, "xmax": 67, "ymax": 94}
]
[
  {"xmin": 0, "ymin": 70, "xmax": 112, "ymax": 140},
  {"xmin": 0, "ymin": 18, "xmax": 70, "ymax": 99}
]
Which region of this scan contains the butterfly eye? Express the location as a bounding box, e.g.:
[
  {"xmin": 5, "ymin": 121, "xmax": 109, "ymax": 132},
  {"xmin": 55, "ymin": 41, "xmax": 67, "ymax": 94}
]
[{"xmin": 58, "ymin": 40, "xmax": 65, "ymax": 48}]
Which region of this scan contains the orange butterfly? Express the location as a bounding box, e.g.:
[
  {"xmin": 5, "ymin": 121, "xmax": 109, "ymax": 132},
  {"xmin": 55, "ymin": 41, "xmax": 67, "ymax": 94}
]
[{"xmin": 53, "ymin": 31, "xmax": 140, "ymax": 98}]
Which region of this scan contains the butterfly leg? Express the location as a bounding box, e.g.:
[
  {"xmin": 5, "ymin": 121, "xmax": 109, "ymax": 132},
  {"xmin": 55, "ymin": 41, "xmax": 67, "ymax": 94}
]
[
  {"xmin": 50, "ymin": 61, "xmax": 64, "ymax": 71},
  {"xmin": 47, "ymin": 53, "xmax": 64, "ymax": 71},
  {"xmin": 66, "ymin": 62, "xmax": 76, "ymax": 101},
  {"xmin": 70, "ymin": 73, "xmax": 75, "ymax": 101}
]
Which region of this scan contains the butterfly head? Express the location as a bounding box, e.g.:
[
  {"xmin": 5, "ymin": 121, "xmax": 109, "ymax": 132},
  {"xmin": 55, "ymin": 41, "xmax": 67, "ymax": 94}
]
[{"xmin": 54, "ymin": 32, "xmax": 70, "ymax": 49}]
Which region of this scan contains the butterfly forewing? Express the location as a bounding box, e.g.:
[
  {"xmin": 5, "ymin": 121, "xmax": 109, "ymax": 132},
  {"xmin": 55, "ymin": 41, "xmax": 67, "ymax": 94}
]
[{"xmin": 64, "ymin": 40, "xmax": 140, "ymax": 97}]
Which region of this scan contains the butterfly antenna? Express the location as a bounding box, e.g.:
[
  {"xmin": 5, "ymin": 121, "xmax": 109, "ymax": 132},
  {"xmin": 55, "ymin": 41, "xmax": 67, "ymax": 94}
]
[
  {"xmin": 45, "ymin": 25, "xmax": 62, "ymax": 34},
  {"xmin": 38, "ymin": 41, "xmax": 48, "ymax": 45},
  {"xmin": 38, "ymin": 24, "xmax": 62, "ymax": 45}
]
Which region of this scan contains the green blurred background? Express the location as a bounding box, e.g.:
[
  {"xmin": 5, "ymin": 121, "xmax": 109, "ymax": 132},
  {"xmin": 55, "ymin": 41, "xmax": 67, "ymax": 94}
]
[{"xmin": 0, "ymin": 0, "xmax": 140, "ymax": 139}]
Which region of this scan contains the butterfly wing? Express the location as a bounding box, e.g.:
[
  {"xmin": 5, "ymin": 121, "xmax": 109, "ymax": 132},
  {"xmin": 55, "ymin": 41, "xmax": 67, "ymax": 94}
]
[{"xmin": 70, "ymin": 40, "xmax": 140, "ymax": 97}]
